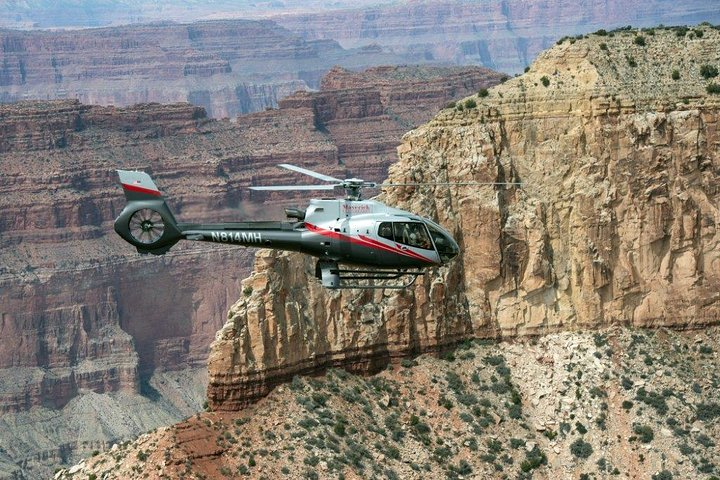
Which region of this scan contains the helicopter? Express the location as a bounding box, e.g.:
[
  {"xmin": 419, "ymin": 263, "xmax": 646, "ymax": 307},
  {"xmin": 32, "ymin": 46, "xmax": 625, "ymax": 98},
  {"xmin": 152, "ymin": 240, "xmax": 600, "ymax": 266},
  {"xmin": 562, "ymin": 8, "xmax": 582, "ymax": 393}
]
[{"xmin": 114, "ymin": 164, "xmax": 517, "ymax": 289}]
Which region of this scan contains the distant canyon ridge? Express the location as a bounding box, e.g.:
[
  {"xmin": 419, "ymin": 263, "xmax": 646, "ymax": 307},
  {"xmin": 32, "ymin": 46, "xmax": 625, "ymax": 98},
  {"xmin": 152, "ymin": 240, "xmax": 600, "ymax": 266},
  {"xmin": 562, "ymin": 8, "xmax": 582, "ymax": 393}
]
[{"xmin": 1, "ymin": 0, "xmax": 720, "ymax": 117}]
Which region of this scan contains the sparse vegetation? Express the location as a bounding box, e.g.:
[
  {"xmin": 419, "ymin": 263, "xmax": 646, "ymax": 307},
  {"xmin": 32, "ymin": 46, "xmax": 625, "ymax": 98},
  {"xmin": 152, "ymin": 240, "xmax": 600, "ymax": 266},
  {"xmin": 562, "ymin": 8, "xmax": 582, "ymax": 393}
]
[
  {"xmin": 570, "ymin": 439, "xmax": 593, "ymax": 459},
  {"xmin": 700, "ymin": 65, "xmax": 719, "ymax": 79},
  {"xmin": 633, "ymin": 424, "xmax": 654, "ymax": 443}
]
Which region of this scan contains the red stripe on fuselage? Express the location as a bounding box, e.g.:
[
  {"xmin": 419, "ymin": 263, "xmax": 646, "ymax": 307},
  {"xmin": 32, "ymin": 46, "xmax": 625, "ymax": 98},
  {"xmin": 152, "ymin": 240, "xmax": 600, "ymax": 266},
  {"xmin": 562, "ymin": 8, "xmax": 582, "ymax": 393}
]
[
  {"xmin": 305, "ymin": 223, "xmax": 434, "ymax": 264},
  {"xmin": 122, "ymin": 183, "xmax": 162, "ymax": 197}
]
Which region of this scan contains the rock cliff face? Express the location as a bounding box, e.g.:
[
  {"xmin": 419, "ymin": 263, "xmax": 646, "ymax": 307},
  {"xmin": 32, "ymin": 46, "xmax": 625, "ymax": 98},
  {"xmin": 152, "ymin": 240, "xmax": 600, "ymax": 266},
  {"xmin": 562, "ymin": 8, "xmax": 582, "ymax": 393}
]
[
  {"xmin": 0, "ymin": 19, "xmax": 412, "ymax": 118},
  {"xmin": 275, "ymin": 0, "xmax": 720, "ymax": 73},
  {"xmin": 0, "ymin": 64, "xmax": 500, "ymax": 478},
  {"xmin": 207, "ymin": 26, "xmax": 720, "ymax": 411}
]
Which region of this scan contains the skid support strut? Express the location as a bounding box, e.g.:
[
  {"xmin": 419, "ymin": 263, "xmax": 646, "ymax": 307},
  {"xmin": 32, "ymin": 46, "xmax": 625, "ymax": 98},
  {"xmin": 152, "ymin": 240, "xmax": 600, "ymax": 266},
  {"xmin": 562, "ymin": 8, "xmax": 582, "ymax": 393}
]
[{"xmin": 315, "ymin": 260, "xmax": 424, "ymax": 289}]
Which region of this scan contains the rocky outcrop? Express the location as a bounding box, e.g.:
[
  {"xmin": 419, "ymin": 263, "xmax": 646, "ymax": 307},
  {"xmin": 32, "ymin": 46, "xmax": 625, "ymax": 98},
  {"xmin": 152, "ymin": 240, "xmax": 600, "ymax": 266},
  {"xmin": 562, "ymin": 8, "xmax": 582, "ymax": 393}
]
[
  {"xmin": 207, "ymin": 26, "xmax": 720, "ymax": 410},
  {"xmin": 0, "ymin": 64, "xmax": 499, "ymax": 478},
  {"xmin": 275, "ymin": 0, "xmax": 720, "ymax": 73}
]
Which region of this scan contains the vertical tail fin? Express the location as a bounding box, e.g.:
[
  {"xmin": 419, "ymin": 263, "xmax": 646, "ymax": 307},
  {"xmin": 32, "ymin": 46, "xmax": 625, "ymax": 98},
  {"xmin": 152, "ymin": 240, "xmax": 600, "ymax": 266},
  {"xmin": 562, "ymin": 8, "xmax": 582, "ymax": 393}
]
[{"xmin": 118, "ymin": 170, "xmax": 164, "ymax": 201}]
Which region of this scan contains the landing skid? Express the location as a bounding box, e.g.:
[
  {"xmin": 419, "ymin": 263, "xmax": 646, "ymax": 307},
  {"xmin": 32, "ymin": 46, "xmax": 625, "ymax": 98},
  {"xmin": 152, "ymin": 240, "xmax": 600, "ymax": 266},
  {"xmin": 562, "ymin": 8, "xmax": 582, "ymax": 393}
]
[{"xmin": 315, "ymin": 260, "xmax": 424, "ymax": 289}]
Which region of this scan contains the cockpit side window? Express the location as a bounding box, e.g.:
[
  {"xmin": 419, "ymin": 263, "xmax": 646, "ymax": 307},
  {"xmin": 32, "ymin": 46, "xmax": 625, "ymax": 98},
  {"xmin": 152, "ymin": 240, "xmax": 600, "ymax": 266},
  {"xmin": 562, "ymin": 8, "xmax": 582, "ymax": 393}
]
[
  {"xmin": 378, "ymin": 222, "xmax": 394, "ymax": 241},
  {"xmin": 393, "ymin": 222, "xmax": 433, "ymax": 250}
]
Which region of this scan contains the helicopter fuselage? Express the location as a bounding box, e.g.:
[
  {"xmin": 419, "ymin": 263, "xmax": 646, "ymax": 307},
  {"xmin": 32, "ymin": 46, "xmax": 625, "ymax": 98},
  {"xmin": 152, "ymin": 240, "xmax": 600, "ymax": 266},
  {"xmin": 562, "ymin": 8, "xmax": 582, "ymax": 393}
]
[
  {"xmin": 175, "ymin": 199, "xmax": 457, "ymax": 269},
  {"xmin": 113, "ymin": 169, "xmax": 460, "ymax": 288}
]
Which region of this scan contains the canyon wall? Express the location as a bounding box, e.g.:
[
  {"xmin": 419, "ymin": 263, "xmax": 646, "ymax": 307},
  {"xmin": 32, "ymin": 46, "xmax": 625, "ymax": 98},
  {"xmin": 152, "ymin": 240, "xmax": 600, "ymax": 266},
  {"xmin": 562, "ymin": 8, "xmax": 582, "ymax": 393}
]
[
  {"xmin": 207, "ymin": 26, "xmax": 720, "ymax": 411},
  {"xmin": 0, "ymin": 64, "xmax": 501, "ymax": 478},
  {"xmin": 0, "ymin": 19, "xmax": 412, "ymax": 118},
  {"xmin": 275, "ymin": 0, "xmax": 720, "ymax": 73}
]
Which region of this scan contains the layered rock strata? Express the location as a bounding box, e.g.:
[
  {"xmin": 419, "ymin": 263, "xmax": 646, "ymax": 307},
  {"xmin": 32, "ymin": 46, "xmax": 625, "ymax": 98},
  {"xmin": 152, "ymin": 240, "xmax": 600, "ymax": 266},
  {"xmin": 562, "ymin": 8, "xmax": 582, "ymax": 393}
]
[
  {"xmin": 275, "ymin": 0, "xmax": 720, "ymax": 73},
  {"xmin": 0, "ymin": 19, "xmax": 412, "ymax": 117},
  {"xmin": 0, "ymin": 64, "xmax": 500, "ymax": 478},
  {"xmin": 207, "ymin": 26, "xmax": 720, "ymax": 410}
]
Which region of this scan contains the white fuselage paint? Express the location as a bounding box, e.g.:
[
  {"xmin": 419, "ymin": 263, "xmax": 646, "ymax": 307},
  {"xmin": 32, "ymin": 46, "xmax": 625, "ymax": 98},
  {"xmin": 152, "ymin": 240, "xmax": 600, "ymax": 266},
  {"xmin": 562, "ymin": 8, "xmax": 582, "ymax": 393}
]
[{"xmin": 211, "ymin": 231, "xmax": 262, "ymax": 243}]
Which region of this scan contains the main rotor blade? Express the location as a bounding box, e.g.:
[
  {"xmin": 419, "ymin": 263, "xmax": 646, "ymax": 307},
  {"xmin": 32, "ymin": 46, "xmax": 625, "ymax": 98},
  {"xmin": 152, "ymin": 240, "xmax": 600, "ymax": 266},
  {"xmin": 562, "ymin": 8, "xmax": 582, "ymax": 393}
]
[
  {"xmin": 378, "ymin": 182, "xmax": 523, "ymax": 187},
  {"xmin": 279, "ymin": 164, "xmax": 343, "ymax": 183},
  {"xmin": 249, "ymin": 184, "xmax": 338, "ymax": 191}
]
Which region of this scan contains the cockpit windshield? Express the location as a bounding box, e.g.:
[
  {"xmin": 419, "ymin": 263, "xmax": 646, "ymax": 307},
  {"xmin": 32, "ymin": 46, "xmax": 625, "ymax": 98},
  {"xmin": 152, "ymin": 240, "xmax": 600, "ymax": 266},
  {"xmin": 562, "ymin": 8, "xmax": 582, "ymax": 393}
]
[{"xmin": 425, "ymin": 221, "xmax": 459, "ymax": 262}]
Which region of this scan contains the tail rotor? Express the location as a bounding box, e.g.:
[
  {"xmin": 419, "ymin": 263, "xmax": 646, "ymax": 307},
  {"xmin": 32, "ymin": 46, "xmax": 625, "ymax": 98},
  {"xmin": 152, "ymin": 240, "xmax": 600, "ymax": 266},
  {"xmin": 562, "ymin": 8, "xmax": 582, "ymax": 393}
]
[{"xmin": 114, "ymin": 170, "xmax": 182, "ymax": 254}]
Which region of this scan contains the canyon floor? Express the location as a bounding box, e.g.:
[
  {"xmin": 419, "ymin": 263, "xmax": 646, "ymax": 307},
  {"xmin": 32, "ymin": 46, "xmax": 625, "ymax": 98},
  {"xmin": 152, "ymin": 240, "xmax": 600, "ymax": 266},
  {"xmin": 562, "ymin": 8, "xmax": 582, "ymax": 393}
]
[{"xmin": 61, "ymin": 327, "xmax": 720, "ymax": 479}]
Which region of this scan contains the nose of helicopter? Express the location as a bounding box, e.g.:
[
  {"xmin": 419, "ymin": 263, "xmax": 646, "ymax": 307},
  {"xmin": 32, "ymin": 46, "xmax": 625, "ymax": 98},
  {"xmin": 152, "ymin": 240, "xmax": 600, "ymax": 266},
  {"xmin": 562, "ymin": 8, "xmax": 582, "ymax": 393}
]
[{"xmin": 442, "ymin": 235, "xmax": 460, "ymax": 263}]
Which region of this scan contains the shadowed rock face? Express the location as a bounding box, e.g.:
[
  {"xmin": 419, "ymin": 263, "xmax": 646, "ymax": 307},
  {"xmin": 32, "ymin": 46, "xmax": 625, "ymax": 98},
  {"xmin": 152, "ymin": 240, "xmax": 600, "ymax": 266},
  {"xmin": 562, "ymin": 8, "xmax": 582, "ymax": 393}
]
[
  {"xmin": 0, "ymin": 64, "xmax": 501, "ymax": 478},
  {"xmin": 207, "ymin": 26, "xmax": 720, "ymax": 411}
]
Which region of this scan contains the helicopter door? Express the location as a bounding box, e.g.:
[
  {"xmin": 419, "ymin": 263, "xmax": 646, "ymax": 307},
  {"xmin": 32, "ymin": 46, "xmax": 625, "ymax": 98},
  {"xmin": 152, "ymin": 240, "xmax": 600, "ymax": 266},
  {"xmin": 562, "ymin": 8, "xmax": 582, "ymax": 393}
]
[{"xmin": 338, "ymin": 218, "xmax": 352, "ymax": 261}]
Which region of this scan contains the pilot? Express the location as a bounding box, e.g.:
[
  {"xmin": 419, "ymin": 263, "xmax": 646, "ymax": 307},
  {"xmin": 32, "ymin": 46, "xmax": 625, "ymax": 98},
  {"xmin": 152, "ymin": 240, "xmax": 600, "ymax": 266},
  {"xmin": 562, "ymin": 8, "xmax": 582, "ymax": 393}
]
[{"xmin": 379, "ymin": 224, "xmax": 393, "ymax": 240}]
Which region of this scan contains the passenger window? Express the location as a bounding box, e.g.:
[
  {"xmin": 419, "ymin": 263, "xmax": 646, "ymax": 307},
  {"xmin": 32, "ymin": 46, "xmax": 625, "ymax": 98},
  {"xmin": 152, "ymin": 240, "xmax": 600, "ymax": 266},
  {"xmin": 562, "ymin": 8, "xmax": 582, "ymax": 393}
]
[
  {"xmin": 378, "ymin": 222, "xmax": 394, "ymax": 241},
  {"xmin": 393, "ymin": 222, "xmax": 433, "ymax": 249}
]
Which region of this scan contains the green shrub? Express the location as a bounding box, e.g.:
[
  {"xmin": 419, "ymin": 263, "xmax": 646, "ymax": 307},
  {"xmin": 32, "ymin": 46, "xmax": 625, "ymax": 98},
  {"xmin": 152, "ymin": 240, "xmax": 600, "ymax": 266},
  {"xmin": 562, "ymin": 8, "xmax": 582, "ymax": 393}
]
[
  {"xmin": 465, "ymin": 99, "xmax": 477, "ymax": 109},
  {"xmin": 599, "ymin": 42, "xmax": 608, "ymax": 51},
  {"xmin": 700, "ymin": 65, "xmax": 719, "ymax": 79},
  {"xmin": 633, "ymin": 424, "xmax": 654, "ymax": 443},
  {"xmin": 520, "ymin": 446, "xmax": 547, "ymax": 472},
  {"xmin": 401, "ymin": 358, "xmax": 417, "ymax": 368},
  {"xmin": 694, "ymin": 29, "xmax": 704, "ymax": 38},
  {"xmin": 243, "ymin": 286, "xmax": 253, "ymax": 296},
  {"xmin": 456, "ymin": 103, "xmax": 464, "ymax": 111},
  {"xmin": 445, "ymin": 101, "xmax": 456, "ymax": 109},
  {"xmin": 570, "ymin": 439, "xmax": 593, "ymax": 459},
  {"xmin": 595, "ymin": 29, "xmax": 608, "ymax": 36},
  {"xmin": 540, "ymin": 76, "xmax": 550, "ymax": 87},
  {"xmin": 575, "ymin": 422, "xmax": 587, "ymax": 434},
  {"xmin": 633, "ymin": 36, "xmax": 646, "ymax": 46},
  {"xmin": 478, "ymin": 88, "xmax": 489, "ymax": 97},
  {"xmin": 652, "ymin": 470, "xmax": 673, "ymax": 480},
  {"xmin": 707, "ymin": 83, "xmax": 720, "ymax": 94},
  {"xmin": 622, "ymin": 400, "xmax": 634, "ymax": 410},
  {"xmin": 626, "ymin": 55, "xmax": 637, "ymax": 67},
  {"xmin": 672, "ymin": 69, "xmax": 680, "ymax": 80}
]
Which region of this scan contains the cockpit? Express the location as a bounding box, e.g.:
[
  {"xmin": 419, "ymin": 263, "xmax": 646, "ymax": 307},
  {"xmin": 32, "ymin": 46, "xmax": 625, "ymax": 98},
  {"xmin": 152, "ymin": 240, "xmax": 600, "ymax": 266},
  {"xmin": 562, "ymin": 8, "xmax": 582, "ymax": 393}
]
[{"xmin": 377, "ymin": 219, "xmax": 459, "ymax": 263}]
